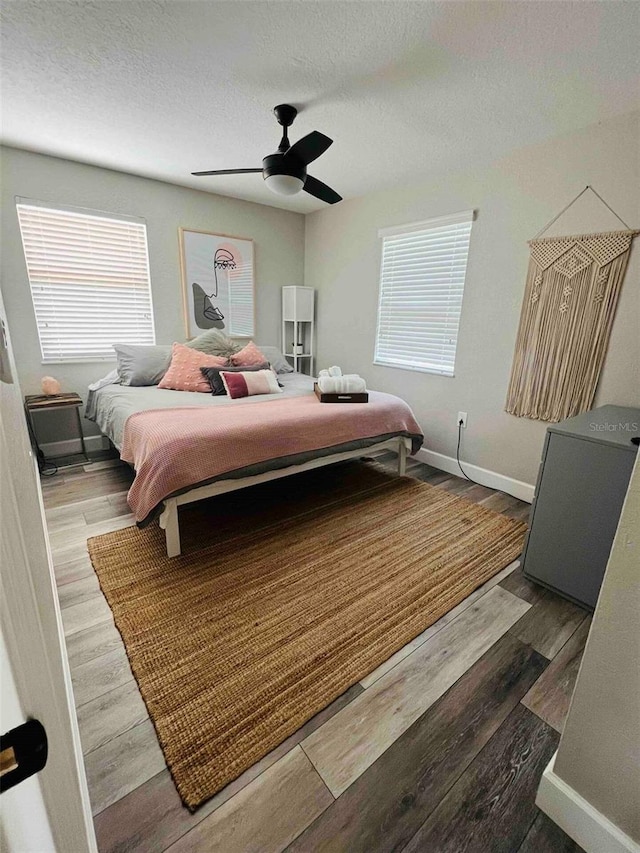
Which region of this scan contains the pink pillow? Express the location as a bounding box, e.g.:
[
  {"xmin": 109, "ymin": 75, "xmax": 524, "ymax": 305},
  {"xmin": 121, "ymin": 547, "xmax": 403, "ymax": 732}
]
[
  {"xmin": 158, "ymin": 343, "xmax": 228, "ymax": 393},
  {"xmin": 230, "ymin": 341, "xmax": 267, "ymax": 367},
  {"xmin": 220, "ymin": 369, "xmax": 283, "ymax": 399}
]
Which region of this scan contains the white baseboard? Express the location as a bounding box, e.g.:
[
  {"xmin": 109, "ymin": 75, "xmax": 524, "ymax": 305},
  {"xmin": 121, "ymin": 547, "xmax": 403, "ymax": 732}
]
[
  {"xmin": 537, "ymin": 753, "xmax": 640, "ymax": 853},
  {"xmin": 414, "ymin": 447, "xmax": 535, "ymax": 503},
  {"xmin": 40, "ymin": 435, "xmax": 108, "ymax": 457}
]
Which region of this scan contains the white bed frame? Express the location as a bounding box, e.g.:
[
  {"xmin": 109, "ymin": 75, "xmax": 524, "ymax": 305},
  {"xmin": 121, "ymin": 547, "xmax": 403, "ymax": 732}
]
[{"xmin": 158, "ymin": 436, "xmax": 410, "ymax": 557}]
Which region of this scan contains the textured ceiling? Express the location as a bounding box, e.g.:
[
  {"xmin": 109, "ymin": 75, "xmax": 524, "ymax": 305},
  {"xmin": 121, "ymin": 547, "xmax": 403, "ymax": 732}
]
[{"xmin": 2, "ymin": 1, "xmax": 639, "ymax": 213}]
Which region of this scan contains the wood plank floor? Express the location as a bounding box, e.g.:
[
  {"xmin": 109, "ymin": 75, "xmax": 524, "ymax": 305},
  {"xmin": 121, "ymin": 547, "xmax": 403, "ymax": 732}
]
[{"xmin": 42, "ymin": 453, "xmax": 588, "ymax": 852}]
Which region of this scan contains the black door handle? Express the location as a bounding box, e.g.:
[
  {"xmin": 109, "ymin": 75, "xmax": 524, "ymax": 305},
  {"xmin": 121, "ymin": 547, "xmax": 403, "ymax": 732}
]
[{"xmin": 0, "ymin": 720, "xmax": 48, "ymax": 792}]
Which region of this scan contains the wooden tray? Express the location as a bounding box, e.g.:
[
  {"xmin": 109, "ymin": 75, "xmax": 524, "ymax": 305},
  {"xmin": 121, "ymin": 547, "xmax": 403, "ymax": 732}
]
[
  {"xmin": 314, "ymin": 383, "xmax": 368, "ymax": 403},
  {"xmin": 24, "ymin": 393, "xmax": 82, "ymax": 410}
]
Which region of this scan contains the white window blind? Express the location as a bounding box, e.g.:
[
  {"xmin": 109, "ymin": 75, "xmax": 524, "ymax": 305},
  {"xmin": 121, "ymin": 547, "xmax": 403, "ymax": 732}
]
[
  {"xmin": 374, "ymin": 210, "xmax": 474, "ymax": 377},
  {"xmin": 228, "ymin": 264, "xmax": 254, "ymax": 337},
  {"xmin": 16, "ymin": 200, "xmax": 155, "ymax": 362}
]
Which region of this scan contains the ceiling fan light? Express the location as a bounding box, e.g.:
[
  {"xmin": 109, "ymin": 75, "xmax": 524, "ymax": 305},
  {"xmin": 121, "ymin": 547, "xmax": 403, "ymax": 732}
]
[{"xmin": 264, "ymin": 173, "xmax": 304, "ymax": 196}]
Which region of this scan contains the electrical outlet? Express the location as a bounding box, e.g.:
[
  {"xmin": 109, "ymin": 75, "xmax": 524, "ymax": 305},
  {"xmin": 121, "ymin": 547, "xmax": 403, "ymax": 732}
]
[{"xmin": 457, "ymin": 411, "xmax": 468, "ymax": 428}]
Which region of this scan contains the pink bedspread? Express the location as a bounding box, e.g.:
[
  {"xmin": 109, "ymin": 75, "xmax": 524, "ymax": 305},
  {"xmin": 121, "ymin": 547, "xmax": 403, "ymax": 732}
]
[{"xmin": 121, "ymin": 391, "xmax": 423, "ymax": 523}]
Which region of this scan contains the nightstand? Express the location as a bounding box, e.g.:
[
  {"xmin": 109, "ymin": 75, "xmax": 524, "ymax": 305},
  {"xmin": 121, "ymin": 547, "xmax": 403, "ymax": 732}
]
[{"xmin": 24, "ymin": 393, "xmax": 89, "ymax": 465}]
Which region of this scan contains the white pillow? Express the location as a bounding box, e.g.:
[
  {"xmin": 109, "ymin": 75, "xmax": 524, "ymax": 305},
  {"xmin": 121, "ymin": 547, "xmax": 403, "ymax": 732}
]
[
  {"xmin": 220, "ymin": 368, "xmax": 283, "ymax": 399},
  {"xmin": 88, "ymin": 369, "xmax": 120, "ymax": 391}
]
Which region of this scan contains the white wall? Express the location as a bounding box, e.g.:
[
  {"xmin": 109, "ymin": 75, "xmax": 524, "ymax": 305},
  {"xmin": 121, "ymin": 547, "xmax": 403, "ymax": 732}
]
[
  {"xmin": 2, "ymin": 114, "xmax": 638, "ymax": 468},
  {"xmin": 0, "ymin": 146, "xmax": 305, "ymax": 441},
  {"xmin": 304, "ymin": 111, "xmax": 640, "ymax": 487}
]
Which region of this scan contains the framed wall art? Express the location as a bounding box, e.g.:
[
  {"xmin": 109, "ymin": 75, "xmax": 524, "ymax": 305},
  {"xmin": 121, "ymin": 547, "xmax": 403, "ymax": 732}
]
[{"xmin": 178, "ymin": 228, "xmax": 255, "ymax": 338}]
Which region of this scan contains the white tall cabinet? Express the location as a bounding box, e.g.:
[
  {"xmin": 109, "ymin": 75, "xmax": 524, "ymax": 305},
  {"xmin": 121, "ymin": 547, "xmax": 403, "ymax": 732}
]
[{"xmin": 282, "ymin": 286, "xmax": 315, "ymax": 375}]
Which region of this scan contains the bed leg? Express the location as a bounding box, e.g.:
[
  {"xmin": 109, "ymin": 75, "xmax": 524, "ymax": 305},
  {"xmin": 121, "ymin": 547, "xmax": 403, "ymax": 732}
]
[
  {"xmin": 397, "ymin": 438, "xmax": 407, "ymax": 476},
  {"xmin": 159, "ymin": 499, "xmax": 181, "ymax": 557}
]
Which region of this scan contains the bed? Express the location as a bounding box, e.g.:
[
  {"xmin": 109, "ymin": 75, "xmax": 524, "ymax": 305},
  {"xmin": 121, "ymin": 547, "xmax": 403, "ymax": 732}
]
[{"xmin": 87, "ymin": 372, "xmax": 423, "ymax": 557}]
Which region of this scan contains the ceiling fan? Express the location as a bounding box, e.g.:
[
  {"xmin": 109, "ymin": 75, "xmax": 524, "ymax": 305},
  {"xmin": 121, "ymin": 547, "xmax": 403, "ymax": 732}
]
[{"xmin": 192, "ymin": 104, "xmax": 342, "ymax": 204}]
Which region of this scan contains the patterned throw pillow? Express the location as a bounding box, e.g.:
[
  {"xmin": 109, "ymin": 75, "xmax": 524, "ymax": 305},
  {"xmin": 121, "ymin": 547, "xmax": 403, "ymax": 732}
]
[
  {"xmin": 158, "ymin": 343, "xmax": 228, "ymax": 393},
  {"xmin": 220, "ymin": 369, "xmax": 283, "ymax": 399},
  {"xmin": 230, "ymin": 341, "xmax": 268, "ymax": 367},
  {"xmin": 200, "ymin": 362, "xmax": 271, "ymax": 396}
]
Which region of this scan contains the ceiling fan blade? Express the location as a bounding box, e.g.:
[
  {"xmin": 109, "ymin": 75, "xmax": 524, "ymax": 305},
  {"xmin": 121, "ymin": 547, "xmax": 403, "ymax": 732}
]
[
  {"xmin": 303, "ymin": 175, "xmax": 342, "ymax": 204},
  {"xmin": 285, "ymin": 131, "xmax": 333, "ymax": 166},
  {"xmin": 191, "ymin": 168, "xmax": 263, "ymax": 176}
]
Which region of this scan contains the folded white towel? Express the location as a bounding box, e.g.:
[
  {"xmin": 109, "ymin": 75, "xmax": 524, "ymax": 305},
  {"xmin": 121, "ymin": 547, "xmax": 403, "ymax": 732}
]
[
  {"xmin": 318, "ymin": 368, "xmax": 330, "ymax": 379},
  {"xmin": 328, "ymin": 365, "xmax": 342, "ymax": 377},
  {"xmin": 317, "ymin": 374, "xmax": 367, "ymax": 394}
]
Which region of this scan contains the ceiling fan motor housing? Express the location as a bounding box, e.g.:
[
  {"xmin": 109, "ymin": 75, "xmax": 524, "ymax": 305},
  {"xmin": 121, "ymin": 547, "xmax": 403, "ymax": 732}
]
[{"xmin": 262, "ymin": 152, "xmax": 306, "ymax": 182}]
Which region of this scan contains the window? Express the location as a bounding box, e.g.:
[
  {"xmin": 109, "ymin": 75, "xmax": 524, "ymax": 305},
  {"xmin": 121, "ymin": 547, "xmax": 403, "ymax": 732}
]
[
  {"xmin": 374, "ymin": 210, "xmax": 474, "ymax": 377},
  {"xmin": 228, "ymin": 263, "xmax": 255, "ymax": 337},
  {"xmin": 16, "ymin": 200, "xmax": 155, "ymax": 362}
]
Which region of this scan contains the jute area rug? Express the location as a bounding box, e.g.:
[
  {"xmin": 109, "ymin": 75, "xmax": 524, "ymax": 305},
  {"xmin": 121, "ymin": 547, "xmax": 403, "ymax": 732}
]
[{"xmin": 88, "ymin": 461, "xmax": 526, "ymax": 811}]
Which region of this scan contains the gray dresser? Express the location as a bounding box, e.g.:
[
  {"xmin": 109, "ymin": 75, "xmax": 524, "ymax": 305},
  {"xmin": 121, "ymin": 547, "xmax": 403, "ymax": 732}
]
[{"xmin": 522, "ymin": 405, "xmax": 639, "ymax": 610}]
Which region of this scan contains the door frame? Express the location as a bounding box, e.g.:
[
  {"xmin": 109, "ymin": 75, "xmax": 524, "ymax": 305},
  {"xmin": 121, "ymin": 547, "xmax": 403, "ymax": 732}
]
[{"xmin": 0, "ymin": 287, "xmax": 96, "ymax": 851}]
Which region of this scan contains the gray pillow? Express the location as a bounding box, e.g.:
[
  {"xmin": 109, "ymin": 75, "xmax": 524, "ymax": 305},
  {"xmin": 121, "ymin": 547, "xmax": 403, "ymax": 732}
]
[
  {"xmin": 256, "ymin": 345, "xmax": 294, "ymax": 374},
  {"xmin": 113, "ymin": 343, "xmax": 172, "ymax": 386},
  {"xmin": 184, "ymin": 329, "xmax": 241, "ymax": 358}
]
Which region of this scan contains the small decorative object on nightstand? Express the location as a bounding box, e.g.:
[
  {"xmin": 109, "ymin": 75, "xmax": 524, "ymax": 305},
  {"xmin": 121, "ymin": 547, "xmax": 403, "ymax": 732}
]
[
  {"xmin": 24, "ymin": 392, "xmax": 89, "ymax": 469},
  {"xmin": 282, "ymin": 286, "xmax": 314, "ymax": 375},
  {"xmin": 41, "ymin": 375, "xmax": 61, "ymax": 395}
]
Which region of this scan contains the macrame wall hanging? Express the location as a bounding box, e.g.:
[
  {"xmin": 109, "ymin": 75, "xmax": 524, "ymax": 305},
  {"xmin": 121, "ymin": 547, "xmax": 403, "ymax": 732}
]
[{"xmin": 505, "ymin": 186, "xmax": 638, "ymax": 423}]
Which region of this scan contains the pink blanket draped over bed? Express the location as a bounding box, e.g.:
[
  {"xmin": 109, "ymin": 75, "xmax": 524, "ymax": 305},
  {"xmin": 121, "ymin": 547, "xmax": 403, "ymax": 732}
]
[{"xmin": 121, "ymin": 391, "xmax": 423, "ymax": 523}]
